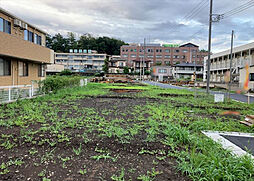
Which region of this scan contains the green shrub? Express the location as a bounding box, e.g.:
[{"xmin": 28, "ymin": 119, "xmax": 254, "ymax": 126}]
[
  {"xmin": 59, "ymin": 69, "xmax": 72, "ymax": 76},
  {"xmin": 38, "ymin": 76, "xmax": 82, "ymax": 94}
]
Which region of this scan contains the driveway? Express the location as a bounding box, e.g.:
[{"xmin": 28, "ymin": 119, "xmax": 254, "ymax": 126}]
[{"xmin": 143, "ymin": 81, "xmax": 254, "ymax": 104}]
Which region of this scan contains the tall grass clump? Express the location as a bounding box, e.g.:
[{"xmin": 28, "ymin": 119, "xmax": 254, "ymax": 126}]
[{"xmin": 39, "ymin": 76, "xmax": 82, "ymax": 93}]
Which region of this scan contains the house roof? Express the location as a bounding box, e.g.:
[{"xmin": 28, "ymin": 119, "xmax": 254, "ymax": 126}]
[
  {"xmin": 180, "ymin": 43, "xmax": 199, "ymax": 48},
  {"xmin": 174, "ymin": 63, "xmax": 203, "ymax": 67}
]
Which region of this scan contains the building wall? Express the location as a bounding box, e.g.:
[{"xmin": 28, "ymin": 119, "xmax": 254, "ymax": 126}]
[
  {"xmin": 120, "ymin": 44, "xmax": 208, "ymax": 67},
  {"xmin": 239, "ymin": 66, "xmax": 254, "ymax": 89},
  {"xmin": 173, "ymin": 66, "xmax": 203, "ymax": 80},
  {"xmin": 0, "ymin": 32, "xmax": 54, "ymax": 63},
  {"xmin": 0, "ymin": 8, "xmax": 52, "ymax": 86},
  {"xmin": 203, "ymin": 42, "xmax": 254, "ymax": 84},
  {"xmin": 0, "ymin": 10, "xmax": 46, "ymax": 46},
  {"xmin": 0, "ymin": 57, "xmax": 45, "ymax": 86},
  {"xmin": 152, "ymin": 66, "xmax": 173, "ymax": 77},
  {"xmin": 55, "ymin": 53, "xmax": 106, "ymax": 72}
]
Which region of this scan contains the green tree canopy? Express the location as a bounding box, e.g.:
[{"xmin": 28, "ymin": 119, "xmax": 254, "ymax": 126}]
[{"xmin": 46, "ymin": 32, "xmax": 127, "ymax": 55}]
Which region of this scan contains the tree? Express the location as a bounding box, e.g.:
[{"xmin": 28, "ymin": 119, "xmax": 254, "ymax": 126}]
[
  {"xmin": 123, "ymin": 67, "xmax": 129, "ymax": 74},
  {"xmin": 46, "ymin": 34, "xmax": 53, "ymax": 49},
  {"xmin": 67, "ymin": 32, "xmax": 78, "ymax": 50},
  {"xmin": 102, "ymin": 57, "xmax": 109, "ymax": 73},
  {"xmin": 47, "ymin": 32, "xmax": 127, "ymax": 55},
  {"xmin": 59, "ymin": 69, "xmax": 72, "ymax": 76},
  {"xmin": 47, "ymin": 33, "xmax": 69, "ymax": 53}
]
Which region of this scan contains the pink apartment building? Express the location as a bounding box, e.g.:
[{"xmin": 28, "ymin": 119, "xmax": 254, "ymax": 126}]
[{"xmin": 120, "ymin": 43, "xmax": 208, "ymax": 71}]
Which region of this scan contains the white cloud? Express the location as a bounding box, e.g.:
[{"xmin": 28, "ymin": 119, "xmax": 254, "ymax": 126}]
[{"xmin": 1, "ymin": 0, "xmax": 254, "ymax": 53}]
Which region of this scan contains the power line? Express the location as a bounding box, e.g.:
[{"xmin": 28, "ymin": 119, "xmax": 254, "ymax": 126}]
[
  {"xmin": 223, "ymin": 0, "xmax": 254, "ymax": 15},
  {"xmin": 183, "ymin": 0, "xmax": 208, "ymax": 21},
  {"xmin": 189, "ymin": 26, "xmax": 208, "ymax": 40},
  {"xmin": 184, "ymin": 0, "xmax": 209, "ymax": 21},
  {"xmin": 168, "ymin": 0, "xmax": 209, "ymax": 32},
  {"xmin": 222, "ymin": 0, "xmax": 254, "ymax": 19}
]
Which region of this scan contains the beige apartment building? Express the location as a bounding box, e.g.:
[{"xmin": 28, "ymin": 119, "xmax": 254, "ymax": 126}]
[
  {"xmin": 108, "ymin": 55, "xmax": 127, "ymax": 73},
  {"xmin": 54, "ymin": 51, "xmax": 106, "ymax": 73},
  {"xmin": 0, "ymin": 8, "xmax": 54, "ymax": 86},
  {"xmin": 203, "ymin": 42, "xmax": 254, "ymax": 90}
]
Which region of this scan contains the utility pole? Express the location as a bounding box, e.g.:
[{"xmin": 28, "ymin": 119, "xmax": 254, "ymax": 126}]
[
  {"xmin": 194, "ymin": 52, "xmax": 197, "ymax": 98},
  {"xmin": 228, "ymin": 30, "xmax": 234, "ymax": 99},
  {"xmin": 139, "ymin": 58, "xmax": 142, "ymax": 81},
  {"xmin": 206, "ymin": 0, "xmax": 213, "ymax": 94},
  {"xmin": 143, "ymin": 38, "xmax": 146, "ymax": 80}
]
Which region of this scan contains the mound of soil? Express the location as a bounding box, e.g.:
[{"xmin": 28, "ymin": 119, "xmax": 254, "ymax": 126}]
[{"xmin": 110, "ymin": 89, "xmax": 144, "ymax": 93}]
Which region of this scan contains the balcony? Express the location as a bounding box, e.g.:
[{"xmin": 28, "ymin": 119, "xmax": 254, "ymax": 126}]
[{"xmin": 0, "ymin": 32, "xmax": 54, "ymax": 64}]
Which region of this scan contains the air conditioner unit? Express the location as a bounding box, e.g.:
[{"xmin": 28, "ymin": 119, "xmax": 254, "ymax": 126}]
[
  {"xmin": 21, "ymin": 22, "xmax": 28, "ymax": 30},
  {"xmin": 14, "ymin": 19, "xmax": 22, "ymax": 27}
]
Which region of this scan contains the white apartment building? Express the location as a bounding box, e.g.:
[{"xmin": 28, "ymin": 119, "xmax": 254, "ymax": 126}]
[
  {"xmin": 204, "ymin": 42, "xmax": 254, "ymax": 89},
  {"xmin": 54, "ymin": 50, "xmax": 107, "ymax": 73}
]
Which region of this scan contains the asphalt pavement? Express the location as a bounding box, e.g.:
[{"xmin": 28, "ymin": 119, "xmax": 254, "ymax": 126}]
[{"xmin": 143, "ymin": 81, "xmax": 254, "ymax": 104}]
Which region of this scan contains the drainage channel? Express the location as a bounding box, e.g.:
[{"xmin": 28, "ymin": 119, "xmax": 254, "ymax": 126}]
[{"xmin": 202, "ymin": 131, "xmax": 254, "ymax": 159}]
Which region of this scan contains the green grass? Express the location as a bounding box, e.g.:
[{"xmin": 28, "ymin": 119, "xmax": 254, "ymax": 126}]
[{"xmin": 0, "ymin": 82, "xmax": 254, "ymax": 180}]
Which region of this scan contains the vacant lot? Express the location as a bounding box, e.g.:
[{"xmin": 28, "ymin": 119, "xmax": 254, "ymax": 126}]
[{"xmin": 0, "ymin": 83, "xmax": 254, "ymax": 181}]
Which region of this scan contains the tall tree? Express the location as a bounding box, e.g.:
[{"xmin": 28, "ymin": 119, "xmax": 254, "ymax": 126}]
[
  {"xmin": 67, "ymin": 32, "xmax": 78, "ymax": 50},
  {"xmin": 46, "ymin": 32, "xmax": 127, "ymax": 55}
]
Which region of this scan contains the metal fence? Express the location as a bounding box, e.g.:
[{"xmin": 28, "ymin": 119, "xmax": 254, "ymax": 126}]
[
  {"xmin": 0, "ymin": 83, "xmax": 41, "ymax": 103},
  {"xmin": 0, "ymin": 79, "xmax": 88, "ymax": 104}
]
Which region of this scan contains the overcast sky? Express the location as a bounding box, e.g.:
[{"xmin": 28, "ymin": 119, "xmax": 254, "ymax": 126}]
[{"xmin": 1, "ymin": 0, "xmax": 254, "ymax": 52}]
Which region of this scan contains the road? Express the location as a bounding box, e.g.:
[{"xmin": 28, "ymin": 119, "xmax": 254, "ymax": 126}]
[{"xmin": 143, "ymin": 81, "xmax": 254, "ymax": 104}]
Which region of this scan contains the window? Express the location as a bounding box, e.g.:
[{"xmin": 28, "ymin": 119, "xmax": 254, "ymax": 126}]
[
  {"xmin": 165, "ymin": 49, "xmax": 170, "ymax": 53},
  {"xmin": 4, "ymin": 20, "xmax": 11, "ymax": 34},
  {"xmin": 28, "ymin": 31, "xmax": 34, "ymax": 42},
  {"xmin": 182, "ymin": 49, "xmax": 188, "ymax": 53},
  {"xmin": 250, "ymin": 73, "xmax": 254, "ymax": 81},
  {"xmin": 131, "ymin": 54, "xmax": 136, "ymax": 58},
  {"xmin": 37, "ymin": 35, "xmax": 42, "ymax": 45},
  {"xmin": 123, "ymin": 55, "xmax": 128, "ymax": 58},
  {"xmin": 34, "ymin": 34, "xmax": 38, "ymax": 44},
  {"xmin": 158, "ymin": 69, "xmax": 167, "ymax": 73},
  {"xmin": 0, "ymin": 18, "xmax": 11, "ymax": 34},
  {"xmin": 0, "ymin": 18, "xmax": 3, "ymax": 32},
  {"xmin": 38, "ymin": 64, "xmax": 45, "ymax": 77},
  {"xmin": 165, "ymin": 55, "xmax": 171, "ymax": 59},
  {"xmin": 174, "ymin": 49, "xmax": 180, "ymax": 53},
  {"xmin": 0, "ymin": 58, "xmax": 11, "ymax": 76},
  {"xmin": 24, "ymin": 30, "xmax": 34, "ymax": 42},
  {"xmin": 122, "ymin": 49, "xmax": 125, "ymax": 52},
  {"xmin": 165, "ymin": 61, "xmax": 170, "ymax": 65},
  {"xmin": 19, "ymin": 61, "xmax": 28, "ymax": 76},
  {"xmin": 156, "ymin": 55, "xmax": 162, "ymax": 58},
  {"xmin": 131, "ymin": 49, "xmax": 133, "ymax": 52},
  {"xmin": 24, "ymin": 30, "xmax": 28, "ymax": 41}
]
